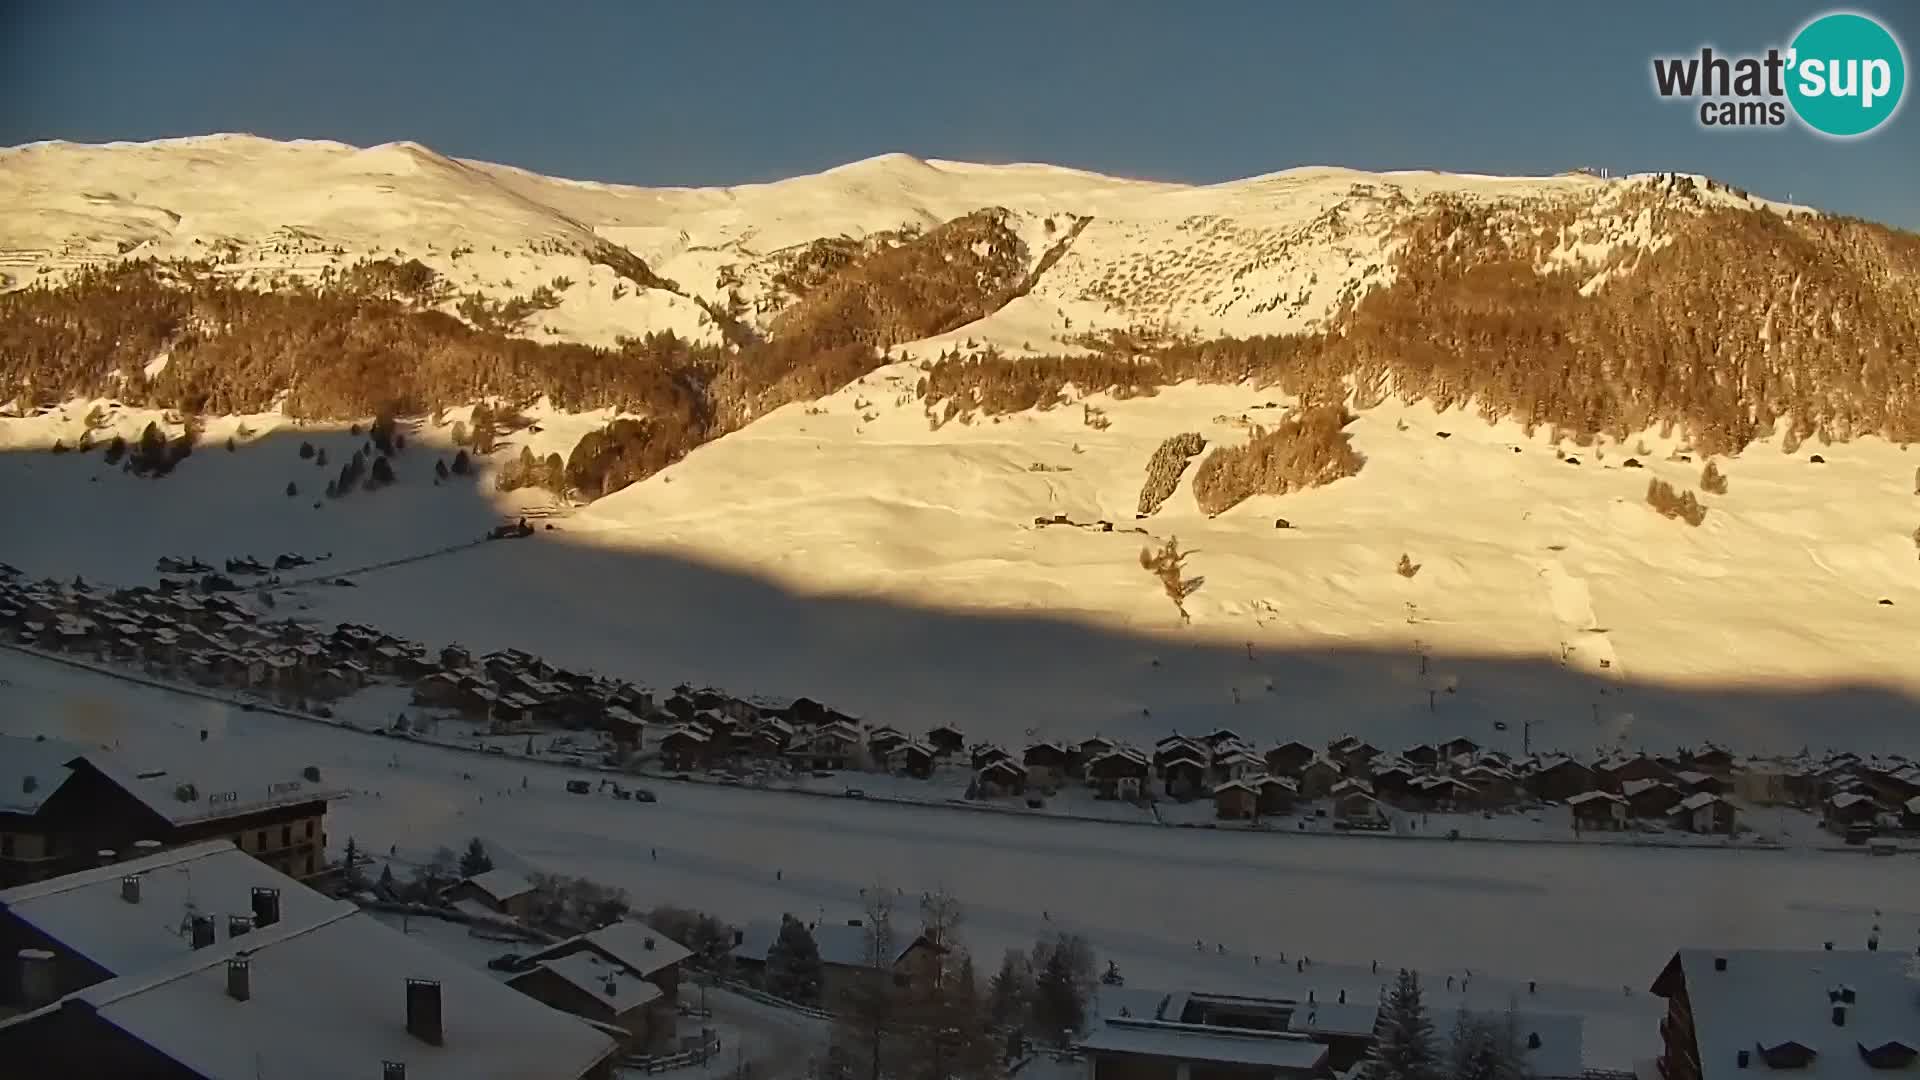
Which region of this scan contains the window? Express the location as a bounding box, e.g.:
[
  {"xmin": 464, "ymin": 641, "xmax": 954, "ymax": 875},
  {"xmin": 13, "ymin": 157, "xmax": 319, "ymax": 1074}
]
[
  {"xmin": 1, "ymin": 834, "xmax": 13, "ymax": 858},
  {"xmin": 280, "ymin": 825, "xmax": 291, "ymax": 848},
  {"xmin": 304, "ymin": 854, "xmax": 314, "ymax": 876},
  {"xmin": 256, "ymin": 830, "xmax": 267, "ymax": 851},
  {"xmin": 304, "ymin": 820, "xmax": 314, "ymax": 839}
]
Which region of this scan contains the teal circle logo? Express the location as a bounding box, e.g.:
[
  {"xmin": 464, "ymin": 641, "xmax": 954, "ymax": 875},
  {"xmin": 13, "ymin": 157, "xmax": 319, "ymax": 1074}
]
[{"xmin": 1787, "ymin": 12, "xmax": 1906, "ymax": 137}]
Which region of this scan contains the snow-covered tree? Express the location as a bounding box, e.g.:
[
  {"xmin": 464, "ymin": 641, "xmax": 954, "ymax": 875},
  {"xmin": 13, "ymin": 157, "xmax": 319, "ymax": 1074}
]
[
  {"xmin": 1446, "ymin": 1010, "xmax": 1527, "ymax": 1080},
  {"xmin": 987, "ymin": 948, "xmax": 1035, "ymax": 1031},
  {"xmin": 765, "ymin": 913, "xmax": 824, "ymax": 1004},
  {"xmin": 1360, "ymin": 969, "xmax": 1440, "ymax": 1080},
  {"xmin": 459, "ymin": 837, "xmax": 494, "ymax": 878}
]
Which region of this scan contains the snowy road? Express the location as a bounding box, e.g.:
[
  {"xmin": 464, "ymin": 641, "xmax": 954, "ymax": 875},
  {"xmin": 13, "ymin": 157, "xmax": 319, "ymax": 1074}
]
[{"xmin": 4, "ymin": 648, "xmax": 1916, "ymax": 1066}]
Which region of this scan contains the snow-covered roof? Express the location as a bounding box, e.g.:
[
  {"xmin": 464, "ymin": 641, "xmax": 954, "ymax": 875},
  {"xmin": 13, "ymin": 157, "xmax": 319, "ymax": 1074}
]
[
  {"xmin": 0, "ymin": 733, "xmax": 89, "ymax": 813},
  {"xmin": 0, "ymin": 839, "xmax": 340, "ymax": 978},
  {"xmin": 564, "ymin": 919, "xmax": 693, "ymax": 978},
  {"xmin": 1829, "ymin": 792, "xmax": 1875, "ymax": 809},
  {"xmin": 1462, "ymin": 1009, "xmax": 1586, "ymax": 1079},
  {"xmin": 1077, "ymin": 1017, "xmax": 1329, "ymax": 1070},
  {"xmin": 80, "ymin": 754, "xmax": 344, "ymax": 827},
  {"xmin": 1906, "ymin": 794, "xmax": 1920, "ymax": 814},
  {"xmin": 1211, "ymin": 779, "xmax": 1257, "ymax": 796},
  {"xmin": 513, "ymin": 948, "xmax": 662, "ymax": 1011},
  {"xmin": 1673, "ymin": 770, "xmax": 1712, "ymax": 786},
  {"xmin": 1621, "ymin": 778, "xmax": 1672, "ymax": 798},
  {"xmin": 1566, "ymin": 791, "xmax": 1626, "ymax": 806},
  {"xmin": 9, "ymin": 908, "xmax": 617, "ymax": 1079},
  {"xmin": 1676, "ymin": 792, "xmax": 1728, "ymax": 813},
  {"xmin": 1282, "ymin": 1000, "xmax": 1378, "ymax": 1037},
  {"xmin": 734, "ymin": 919, "xmax": 922, "ymax": 970},
  {"xmin": 1658, "ymin": 949, "xmax": 1918, "ymax": 1080},
  {"xmin": 459, "ymin": 868, "xmax": 534, "ymax": 904}
]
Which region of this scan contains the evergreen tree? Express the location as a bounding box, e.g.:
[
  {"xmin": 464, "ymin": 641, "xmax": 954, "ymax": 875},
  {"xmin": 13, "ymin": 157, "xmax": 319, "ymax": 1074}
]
[
  {"xmin": 342, "ymin": 836, "xmax": 364, "ymax": 888},
  {"xmin": 369, "ymin": 455, "xmax": 396, "ymax": 488},
  {"xmin": 459, "ymin": 837, "xmax": 494, "ymax": 878},
  {"xmin": 436, "ymin": 458, "xmax": 450, "ymax": 481},
  {"xmin": 765, "ymin": 913, "xmax": 825, "ymax": 1004},
  {"xmin": 987, "ymin": 948, "xmax": 1034, "ymax": 1031},
  {"xmin": 1031, "ymin": 936, "xmax": 1086, "ymax": 1043},
  {"xmin": 285, "ymin": 480, "xmax": 298, "ymax": 497},
  {"xmin": 452, "ymin": 449, "xmax": 471, "ymax": 475},
  {"xmin": 377, "ymin": 863, "xmax": 396, "ymax": 896},
  {"xmin": 1361, "ymin": 970, "xmax": 1440, "ymax": 1080},
  {"xmin": 1446, "ymin": 1010, "xmax": 1526, "ymax": 1080}
]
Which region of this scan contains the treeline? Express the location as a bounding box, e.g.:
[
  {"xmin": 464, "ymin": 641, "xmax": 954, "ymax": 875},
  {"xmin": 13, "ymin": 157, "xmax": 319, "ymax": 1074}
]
[
  {"xmin": 922, "ymin": 188, "xmax": 1920, "ymax": 458},
  {"xmin": 1190, "ymin": 404, "xmax": 1364, "ymax": 514},
  {"xmin": 3, "ymin": 209, "xmax": 1032, "ymax": 499}
]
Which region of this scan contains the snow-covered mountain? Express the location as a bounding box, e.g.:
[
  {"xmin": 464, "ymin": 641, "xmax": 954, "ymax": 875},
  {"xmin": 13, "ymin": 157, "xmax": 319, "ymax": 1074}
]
[{"xmin": 2, "ymin": 135, "xmax": 1915, "ymax": 756}]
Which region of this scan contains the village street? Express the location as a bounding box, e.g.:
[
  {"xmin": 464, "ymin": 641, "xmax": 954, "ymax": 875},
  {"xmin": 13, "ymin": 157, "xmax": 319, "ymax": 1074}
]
[{"xmin": 4, "ymin": 646, "xmax": 1919, "ymax": 1067}]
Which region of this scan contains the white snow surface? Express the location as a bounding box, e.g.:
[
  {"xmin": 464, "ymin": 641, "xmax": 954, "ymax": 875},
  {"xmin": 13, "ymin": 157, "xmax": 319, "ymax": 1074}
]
[{"xmin": 5, "ymin": 647, "xmax": 1917, "ymax": 1070}]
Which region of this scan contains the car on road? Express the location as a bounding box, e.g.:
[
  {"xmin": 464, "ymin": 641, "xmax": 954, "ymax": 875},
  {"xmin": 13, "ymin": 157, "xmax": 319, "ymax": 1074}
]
[
  {"xmin": 843, "ymin": 788, "xmax": 866, "ymax": 799},
  {"xmin": 483, "ymin": 745, "xmax": 505, "ymax": 755},
  {"xmin": 566, "ymin": 779, "xmax": 592, "ymax": 795},
  {"xmin": 634, "ymin": 789, "xmax": 657, "ymax": 803}
]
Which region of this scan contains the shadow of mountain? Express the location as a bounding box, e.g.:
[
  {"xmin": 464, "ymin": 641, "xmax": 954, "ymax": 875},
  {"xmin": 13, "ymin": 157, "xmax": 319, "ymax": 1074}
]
[{"xmin": 1, "ymin": 427, "xmax": 1915, "ymax": 758}]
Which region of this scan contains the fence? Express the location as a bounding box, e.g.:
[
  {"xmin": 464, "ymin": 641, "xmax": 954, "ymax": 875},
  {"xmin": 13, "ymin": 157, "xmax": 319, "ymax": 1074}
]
[
  {"xmin": 627, "ymin": 1032, "xmax": 722, "ymax": 1074},
  {"xmin": 716, "ymin": 978, "xmax": 836, "ymax": 1021}
]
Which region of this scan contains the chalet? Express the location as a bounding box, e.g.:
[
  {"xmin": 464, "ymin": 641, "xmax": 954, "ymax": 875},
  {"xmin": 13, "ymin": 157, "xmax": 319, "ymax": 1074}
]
[
  {"xmin": 1209, "ymin": 748, "xmax": 1264, "ymax": 784},
  {"xmin": 1650, "ymin": 948, "xmax": 1918, "ymax": 1080},
  {"xmin": 1369, "ymin": 761, "xmax": 1416, "ymax": 802},
  {"xmin": 1597, "ymin": 754, "xmax": 1674, "ymax": 792},
  {"xmin": 1906, "ymin": 794, "xmax": 1920, "ymax": 831},
  {"xmin": 440, "ymin": 643, "xmax": 472, "ymax": 669},
  {"xmin": 1408, "ymin": 774, "xmax": 1478, "ymax": 812},
  {"xmin": 1022, "ymin": 741, "xmax": 1070, "ymax": 785},
  {"xmin": 442, "ymin": 868, "xmax": 537, "ymax": 921},
  {"xmin": 1085, "ymin": 749, "xmax": 1150, "ymax": 801},
  {"xmin": 1070, "ymin": 735, "xmax": 1116, "ymax": 777},
  {"xmin": 867, "ymin": 725, "xmax": 908, "ymax": 759},
  {"xmin": 1265, "ymin": 741, "xmax": 1315, "ymax": 778},
  {"xmin": 1255, "ymin": 775, "xmax": 1298, "ymax": 816},
  {"xmin": 1401, "ymin": 743, "xmax": 1441, "ymax": 768},
  {"xmin": 1295, "ymin": 755, "xmax": 1342, "ymax": 799},
  {"xmin": 1334, "ymin": 790, "xmax": 1388, "ymax": 829},
  {"xmin": 1202, "ymin": 728, "xmax": 1243, "ymax": 750},
  {"xmin": 792, "ymin": 722, "xmax": 860, "ymax": 772},
  {"xmin": 1330, "ymin": 738, "xmax": 1381, "ymax": 774},
  {"xmin": 1439, "ymin": 736, "xmax": 1480, "ymax": 759},
  {"xmin": 1673, "ymin": 792, "xmax": 1736, "ymax": 835},
  {"xmin": 1670, "ymin": 770, "xmax": 1725, "ymax": 796},
  {"xmin": 1823, "ymin": 791, "xmax": 1880, "ymax": 832},
  {"xmin": 1624, "ymin": 779, "xmax": 1683, "ymax": 819},
  {"xmin": 970, "ymin": 744, "xmax": 1012, "ymax": 771},
  {"xmin": 510, "ymin": 920, "xmax": 693, "ymax": 1053},
  {"xmin": 745, "ymin": 718, "xmax": 792, "ymax": 758},
  {"xmin": 603, "ymin": 706, "xmax": 646, "ymax": 750},
  {"xmin": 657, "ymin": 726, "xmax": 712, "ymax": 772},
  {"xmin": 976, "ymin": 759, "xmax": 1028, "ymax": 798},
  {"xmin": 886, "ymin": 741, "xmax": 936, "ymax": 781},
  {"xmin": 1153, "ymin": 737, "xmax": 1207, "ymax": 772},
  {"xmin": 1213, "ymin": 780, "xmax": 1258, "ymax": 820},
  {"xmin": 1458, "ymin": 765, "xmax": 1518, "ymax": 806},
  {"xmin": 1527, "ymin": 757, "xmax": 1596, "ymax": 803},
  {"xmin": 1161, "ymin": 754, "xmax": 1208, "ymax": 800},
  {"xmin": 1567, "ymin": 791, "xmax": 1628, "ymax": 831},
  {"xmin": 925, "ymin": 725, "xmax": 966, "ymax": 758},
  {"xmin": 1681, "ymin": 745, "xmax": 1736, "ymax": 777}
]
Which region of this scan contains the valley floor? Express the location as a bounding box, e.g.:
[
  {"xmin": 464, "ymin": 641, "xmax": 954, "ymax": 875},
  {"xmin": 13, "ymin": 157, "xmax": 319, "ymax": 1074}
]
[{"xmin": 5, "ymin": 647, "xmax": 1916, "ymax": 1069}]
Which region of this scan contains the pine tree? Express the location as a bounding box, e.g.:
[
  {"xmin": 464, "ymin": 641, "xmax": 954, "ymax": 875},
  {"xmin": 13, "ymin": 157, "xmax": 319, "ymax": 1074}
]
[
  {"xmin": 1032, "ymin": 936, "xmax": 1086, "ymax": 1044},
  {"xmin": 1361, "ymin": 970, "xmax": 1440, "ymax": 1080},
  {"xmin": 765, "ymin": 913, "xmax": 825, "ymax": 1004},
  {"xmin": 436, "ymin": 458, "xmax": 450, "ymax": 481},
  {"xmin": 285, "ymin": 480, "xmax": 298, "ymax": 497},
  {"xmin": 452, "ymin": 449, "xmax": 471, "ymax": 475},
  {"xmin": 459, "ymin": 837, "xmax": 494, "ymax": 878},
  {"xmin": 343, "ymin": 836, "xmax": 364, "ymax": 889},
  {"xmin": 377, "ymin": 863, "xmax": 396, "ymax": 896},
  {"xmin": 1446, "ymin": 1010, "xmax": 1525, "ymax": 1080},
  {"xmin": 987, "ymin": 948, "xmax": 1034, "ymax": 1031}
]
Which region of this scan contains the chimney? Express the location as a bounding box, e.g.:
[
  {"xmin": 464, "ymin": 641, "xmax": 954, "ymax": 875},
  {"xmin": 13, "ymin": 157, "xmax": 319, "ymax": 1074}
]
[
  {"xmin": 227, "ymin": 958, "xmax": 251, "ymax": 1002},
  {"xmin": 229, "ymin": 915, "xmax": 254, "ymax": 938},
  {"xmin": 134, "ymin": 839, "xmax": 162, "ymax": 853},
  {"xmin": 847, "ymin": 919, "xmax": 862, "ymax": 928},
  {"xmin": 644, "ymin": 937, "xmax": 655, "ymax": 951},
  {"xmin": 191, "ymin": 915, "xmax": 215, "ymax": 950},
  {"xmin": 405, "ymin": 978, "xmax": 443, "ymax": 1046},
  {"xmin": 251, "ymin": 887, "xmax": 281, "ymax": 927},
  {"xmin": 1528, "ymin": 1033, "xmax": 1542, "ymax": 1050},
  {"xmin": 17, "ymin": 949, "xmax": 57, "ymax": 1010},
  {"xmin": 733, "ymin": 929, "xmax": 744, "ymax": 947},
  {"xmin": 1736, "ymin": 1051, "xmax": 1750, "ymax": 1069},
  {"xmin": 1832, "ymin": 1004, "xmax": 1848, "ymax": 1027},
  {"xmin": 1824, "ymin": 941, "xmax": 1835, "ymax": 951},
  {"xmin": 383, "ymin": 1064, "xmax": 407, "ymax": 1080},
  {"xmin": 1839, "ymin": 985, "xmax": 1857, "ymax": 1004},
  {"xmin": 1713, "ymin": 956, "xmax": 1727, "ymax": 971},
  {"xmin": 121, "ymin": 874, "xmax": 142, "ymax": 904},
  {"xmin": 96, "ymin": 849, "xmax": 117, "ymax": 868}
]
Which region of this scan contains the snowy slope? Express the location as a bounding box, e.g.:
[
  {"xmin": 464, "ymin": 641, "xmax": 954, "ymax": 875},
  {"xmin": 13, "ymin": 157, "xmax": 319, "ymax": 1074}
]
[{"xmin": 2, "ymin": 136, "xmax": 1902, "ymax": 757}]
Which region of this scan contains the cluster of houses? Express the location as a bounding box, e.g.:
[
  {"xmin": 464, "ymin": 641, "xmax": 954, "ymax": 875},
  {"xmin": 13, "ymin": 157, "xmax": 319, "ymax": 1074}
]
[{"xmin": 6, "ymin": 562, "xmax": 1917, "ymax": 842}]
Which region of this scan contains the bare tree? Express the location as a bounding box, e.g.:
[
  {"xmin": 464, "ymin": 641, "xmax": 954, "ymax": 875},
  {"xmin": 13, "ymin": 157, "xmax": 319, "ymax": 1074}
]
[
  {"xmin": 836, "ymin": 886, "xmax": 902, "ymax": 1080},
  {"xmin": 1140, "ymin": 537, "xmax": 1204, "ymax": 623}
]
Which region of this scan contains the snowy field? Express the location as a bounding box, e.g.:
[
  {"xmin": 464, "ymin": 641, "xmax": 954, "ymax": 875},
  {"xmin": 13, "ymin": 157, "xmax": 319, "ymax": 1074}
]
[{"xmin": 5, "ymin": 648, "xmax": 1916, "ymax": 1067}]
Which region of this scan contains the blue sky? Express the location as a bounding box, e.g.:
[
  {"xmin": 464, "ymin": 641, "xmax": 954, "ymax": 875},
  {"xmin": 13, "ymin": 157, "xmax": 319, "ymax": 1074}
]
[{"xmin": 4, "ymin": 1, "xmax": 1915, "ymax": 227}]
